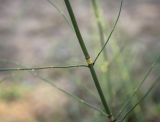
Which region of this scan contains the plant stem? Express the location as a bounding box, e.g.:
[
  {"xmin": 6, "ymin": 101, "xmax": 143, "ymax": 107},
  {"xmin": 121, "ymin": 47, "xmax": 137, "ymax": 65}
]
[
  {"xmin": 0, "ymin": 65, "xmax": 87, "ymax": 72},
  {"xmin": 88, "ymin": 64, "xmax": 112, "ymax": 116},
  {"xmin": 118, "ymin": 75, "xmax": 160, "ymax": 122},
  {"xmin": 0, "ymin": 59, "xmax": 108, "ymax": 117},
  {"xmin": 64, "ymin": 0, "xmax": 113, "ymax": 119},
  {"xmin": 92, "ymin": 0, "xmax": 107, "ymax": 59},
  {"xmin": 92, "ymin": 0, "xmax": 112, "ymax": 101},
  {"xmin": 93, "ymin": 0, "xmax": 123, "ymax": 64},
  {"xmin": 64, "ymin": 0, "xmax": 89, "ymax": 59}
]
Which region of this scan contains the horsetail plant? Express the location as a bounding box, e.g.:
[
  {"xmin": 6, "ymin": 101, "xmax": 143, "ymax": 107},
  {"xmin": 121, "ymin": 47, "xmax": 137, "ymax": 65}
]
[
  {"xmin": 64, "ymin": 0, "xmax": 113, "ymax": 121},
  {"xmin": 0, "ymin": 0, "xmax": 160, "ymax": 122}
]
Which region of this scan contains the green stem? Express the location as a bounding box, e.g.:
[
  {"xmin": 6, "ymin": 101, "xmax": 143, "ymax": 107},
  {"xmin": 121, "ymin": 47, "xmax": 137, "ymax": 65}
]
[
  {"xmin": 88, "ymin": 64, "xmax": 112, "ymax": 116},
  {"xmin": 92, "ymin": 0, "xmax": 112, "ymax": 101},
  {"xmin": 64, "ymin": 0, "xmax": 89, "ymax": 60},
  {"xmin": 0, "ymin": 59, "xmax": 108, "ymax": 117},
  {"xmin": 115, "ymin": 55, "xmax": 160, "ymax": 120},
  {"xmin": 0, "ymin": 64, "xmax": 87, "ymax": 72},
  {"xmin": 91, "ymin": 0, "xmax": 107, "ymax": 58},
  {"xmin": 64, "ymin": 0, "xmax": 112, "ymax": 119},
  {"xmin": 118, "ymin": 75, "xmax": 160, "ymax": 122},
  {"xmin": 93, "ymin": 0, "xmax": 123, "ymax": 64}
]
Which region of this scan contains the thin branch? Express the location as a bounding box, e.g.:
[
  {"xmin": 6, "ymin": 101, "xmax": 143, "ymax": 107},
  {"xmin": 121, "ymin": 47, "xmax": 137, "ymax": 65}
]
[
  {"xmin": 46, "ymin": 0, "xmax": 73, "ymax": 30},
  {"xmin": 115, "ymin": 55, "xmax": 160, "ymax": 120},
  {"xmin": 117, "ymin": 75, "xmax": 160, "ymax": 122},
  {"xmin": 134, "ymin": 55, "xmax": 160, "ymax": 92},
  {"xmin": 93, "ymin": 0, "xmax": 123, "ymax": 64},
  {"xmin": 0, "ymin": 65, "xmax": 88, "ymax": 72},
  {"xmin": 34, "ymin": 73, "xmax": 108, "ymax": 117},
  {"xmin": 92, "ymin": 0, "xmax": 113, "ymax": 101},
  {"xmin": 0, "ymin": 59, "xmax": 107, "ymax": 116}
]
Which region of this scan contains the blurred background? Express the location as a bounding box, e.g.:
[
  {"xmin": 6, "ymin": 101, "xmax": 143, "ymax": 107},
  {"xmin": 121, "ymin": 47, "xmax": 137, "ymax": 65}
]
[{"xmin": 0, "ymin": 0, "xmax": 160, "ymax": 122}]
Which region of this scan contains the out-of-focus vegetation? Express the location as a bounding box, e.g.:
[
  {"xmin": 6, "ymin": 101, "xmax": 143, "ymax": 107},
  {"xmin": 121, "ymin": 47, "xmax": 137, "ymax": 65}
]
[{"xmin": 0, "ymin": 0, "xmax": 160, "ymax": 122}]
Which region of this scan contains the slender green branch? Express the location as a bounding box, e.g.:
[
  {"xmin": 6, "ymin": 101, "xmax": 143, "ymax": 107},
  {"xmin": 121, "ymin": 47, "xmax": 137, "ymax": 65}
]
[
  {"xmin": 64, "ymin": 0, "xmax": 112, "ymax": 120},
  {"xmin": 117, "ymin": 75, "xmax": 160, "ymax": 122},
  {"xmin": 92, "ymin": 0, "xmax": 107, "ymax": 58},
  {"xmin": 0, "ymin": 64, "xmax": 88, "ymax": 72},
  {"xmin": 115, "ymin": 55, "xmax": 160, "ymax": 120},
  {"xmin": 134, "ymin": 55, "xmax": 160, "ymax": 92},
  {"xmin": 88, "ymin": 64, "xmax": 112, "ymax": 117},
  {"xmin": 93, "ymin": 0, "xmax": 123, "ymax": 64},
  {"xmin": 92, "ymin": 0, "xmax": 113, "ymax": 101},
  {"xmin": 0, "ymin": 60, "xmax": 107, "ymax": 116},
  {"xmin": 34, "ymin": 73, "xmax": 108, "ymax": 117},
  {"xmin": 46, "ymin": 0, "xmax": 73, "ymax": 30},
  {"xmin": 64, "ymin": 0, "xmax": 90, "ymax": 59}
]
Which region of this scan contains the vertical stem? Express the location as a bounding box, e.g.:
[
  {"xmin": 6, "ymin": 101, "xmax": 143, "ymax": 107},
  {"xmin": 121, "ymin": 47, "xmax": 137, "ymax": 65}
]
[
  {"xmin": 92, "ymin": 0, "xmax": 108, "ymax": 58},
  {"xmin": 64, "ymin": 0, "xmax": 90, "ymax": 60},
  {"xmin": 88, "ymin": 64, "xmax": 112, "ymax": 116},
  {"xmin": 64, "ymin": 0, "xmax": 113, "ymax": 120},
  {"xmin": 92, "ymin": 0, "xmax": 113, "ymax": 101}
]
